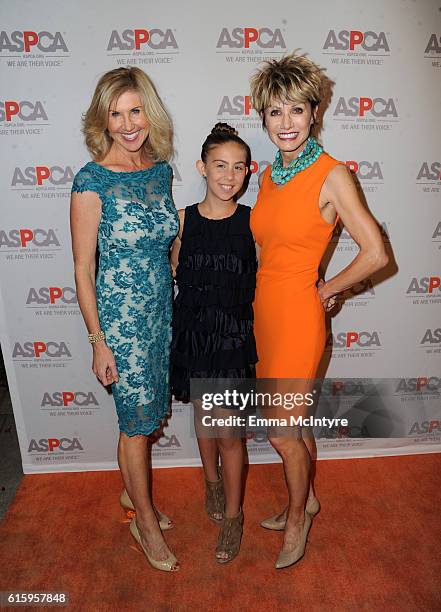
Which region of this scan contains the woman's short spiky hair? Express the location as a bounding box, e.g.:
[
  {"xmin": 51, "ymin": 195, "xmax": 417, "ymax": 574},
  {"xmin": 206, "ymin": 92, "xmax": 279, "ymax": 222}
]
[{"xmin": 250, "ymin": 53, "xmax": 323, "ymax": 123}]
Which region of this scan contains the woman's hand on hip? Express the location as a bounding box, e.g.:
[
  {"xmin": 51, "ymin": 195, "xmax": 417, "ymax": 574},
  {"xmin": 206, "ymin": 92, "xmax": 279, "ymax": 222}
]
[
  {"xmin": 92, "ymin": 342, "xmax": 119, "ymax": 386},
  {"xmin": 317, "ymin": 279, "xmax": 337, "ymax": 312}
]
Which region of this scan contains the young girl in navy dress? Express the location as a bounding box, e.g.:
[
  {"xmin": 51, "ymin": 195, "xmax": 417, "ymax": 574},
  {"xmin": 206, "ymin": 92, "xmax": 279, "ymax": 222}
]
[{"xmin": 170, "ymin": 123, "xmax": 257, "ymax": 563}]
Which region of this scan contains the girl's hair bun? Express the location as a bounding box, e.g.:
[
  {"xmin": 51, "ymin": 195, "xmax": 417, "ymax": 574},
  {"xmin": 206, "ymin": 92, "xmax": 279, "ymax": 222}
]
[
  {"xmin": 211, "ymin": 122, "xmax": 238, "ymax": 137},
  {"xmin": 200, "ymin": 122, "xmax": 251, "ymax": 170}
]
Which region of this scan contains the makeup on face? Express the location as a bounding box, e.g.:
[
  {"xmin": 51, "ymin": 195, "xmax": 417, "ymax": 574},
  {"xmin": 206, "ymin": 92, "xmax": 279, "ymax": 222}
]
[
  {"xmin": 107, "ymin": 90, "xmax": 149, "ymax": 152},
  {"xmin": 264, "ymin": 99, "xmax": 316, "ymax": 164}
]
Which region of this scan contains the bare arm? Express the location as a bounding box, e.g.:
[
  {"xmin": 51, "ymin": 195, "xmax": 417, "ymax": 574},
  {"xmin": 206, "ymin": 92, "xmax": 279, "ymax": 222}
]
[
  {"xmin": 70, "ymin": 190, "xmax": 118, "ymax": 385},
  {"xmin": 255, "ymin": 241, "xmax": 261, "ymax": 265},
  {"xmin": 319, "ymin": 164, "xmax": 389, "ymax": 306},
  {"xmin": 170, "ymin": 208, "xmax": 185, "ymax": 277},
  {"xmin": 253, "ymin": 171, "xmax": 265, "ymax": 264}
]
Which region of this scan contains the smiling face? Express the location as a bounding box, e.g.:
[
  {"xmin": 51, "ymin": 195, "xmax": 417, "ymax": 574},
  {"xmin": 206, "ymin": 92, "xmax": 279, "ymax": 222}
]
[
  {"xmin": 197, "ymin": 141, "xmax": 249, "ymax": 202},
  {"xmin": 263, "ymin": 99, "xmax": 317, "ymax": 165},
  {"xmin": 107, "ymin": 89, "xmax": 149, "ymax": 153}
]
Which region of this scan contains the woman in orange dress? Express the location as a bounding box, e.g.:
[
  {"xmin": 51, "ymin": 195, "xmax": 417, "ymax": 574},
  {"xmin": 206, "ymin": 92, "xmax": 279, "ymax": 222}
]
[{"xmin": 249, "ymin": 54, "xmax": 389, "ymax": 569}]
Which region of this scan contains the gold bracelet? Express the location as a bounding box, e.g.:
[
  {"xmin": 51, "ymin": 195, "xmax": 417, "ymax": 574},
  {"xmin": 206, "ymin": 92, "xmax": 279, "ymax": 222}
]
[{"xmin": 88, "ymin": 330, "xmax": 105, "ymax": 344}]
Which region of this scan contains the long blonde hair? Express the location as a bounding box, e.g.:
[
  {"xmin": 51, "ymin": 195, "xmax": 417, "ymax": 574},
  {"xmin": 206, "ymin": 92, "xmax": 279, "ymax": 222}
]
[{"xmin": 82, "ymin": 66, "xmax": 173, "ymax": 162}]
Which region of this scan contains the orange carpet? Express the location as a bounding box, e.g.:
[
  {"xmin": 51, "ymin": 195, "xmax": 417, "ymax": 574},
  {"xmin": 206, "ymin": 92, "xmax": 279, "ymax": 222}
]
[{"xmin": 0, "ymin": 455, "xmax": 440, "ymax": 612}]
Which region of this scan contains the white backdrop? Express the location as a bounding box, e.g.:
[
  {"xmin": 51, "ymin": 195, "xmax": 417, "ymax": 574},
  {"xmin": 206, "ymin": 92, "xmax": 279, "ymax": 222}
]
[{"xmin": 0, "ymin": 0, "xmax": 440, "ymax": 473}]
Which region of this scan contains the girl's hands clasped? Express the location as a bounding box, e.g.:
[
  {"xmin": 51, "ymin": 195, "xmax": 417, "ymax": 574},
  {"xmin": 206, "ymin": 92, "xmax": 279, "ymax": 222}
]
[{"xmin": 92, "ymin": 342, "xmax": 119, "ymax": 386}]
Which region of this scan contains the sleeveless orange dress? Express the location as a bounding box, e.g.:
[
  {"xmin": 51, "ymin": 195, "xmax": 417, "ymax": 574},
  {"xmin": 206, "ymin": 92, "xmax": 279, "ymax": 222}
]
[{"xmin": 250, "ymin": 153, "xmax": 341, "ymax": 379}]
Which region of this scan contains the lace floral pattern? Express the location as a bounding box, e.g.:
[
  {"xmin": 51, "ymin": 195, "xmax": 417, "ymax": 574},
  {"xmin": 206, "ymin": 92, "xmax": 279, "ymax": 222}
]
[{"xmin": 72, "ymin": 161, "xmax": 179, "ymax": 435}]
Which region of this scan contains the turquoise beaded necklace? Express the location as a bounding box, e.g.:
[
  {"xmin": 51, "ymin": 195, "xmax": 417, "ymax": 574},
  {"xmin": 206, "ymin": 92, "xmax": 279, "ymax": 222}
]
[{"xmin": 271, "ymin": 136, "xmax": 323, "ymax": 185}]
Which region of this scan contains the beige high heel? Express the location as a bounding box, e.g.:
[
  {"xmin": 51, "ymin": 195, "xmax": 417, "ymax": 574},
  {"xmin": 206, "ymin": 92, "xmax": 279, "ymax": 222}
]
[
  {"xmin": 205, "ymin": 468, "xmax": 225, "ymax": 524},
  {"xmin": 120, "ymin": 489, "xmax": 174, "ymax": 531},
  {"xmin": 215, "ymin": 509, "xmax": 244, "ymax": 564},
  {"xmin": 129, "ymin": 518, "xmax": 179, "ymax": 572},
  {"xmin": 275, "ymin": 511, "xmax": 312, "ymax": 569},
  {"xmin": 260, "ymin": 497, "xmax": 320, "ymax": 531}
]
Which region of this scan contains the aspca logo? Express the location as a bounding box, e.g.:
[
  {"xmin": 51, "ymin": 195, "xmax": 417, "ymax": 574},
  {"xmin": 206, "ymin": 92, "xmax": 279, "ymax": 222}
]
[
  {"xmin": 346, "ymin": 160, "xmax": 383, "ymax": 181},
  {"xmin": 107, "ymin": 29, "xmax": 178, "ymax": 51},
  {"xmin": 334, "ymin": 97, "xmax": 398, "ymax": 118},
  {"xmin": 327, "ymin": 331, "xmax": 381, "ymax": 349},
  {"xmin": 0, "ymin": 228, "xmax": 60, "ymax": 249},
  {"xmin": 26, "ymin": 287, "xmax": 77, "ymax": 305},
  {"xmin": 0, "ymin": 100, "xmax": 48, "ymax": 123},
  {"xmin": 216, "ymin": 27, "xmax": 286, "ymax": 49},
  {"xmin": 217, "ymin": 95, "xmax": 253, "ymax": 116},
  {"xmin": 0, "ymin": 31, "xmax": 68, "ymax": 53},
  {"xmin": 250, "ymin": 160, "xmax": 271, "ymax": 175},
  {"xmin": 408, "ymin": 420, "xmax": 441, "ymax": 435},
  {"xmin": 41, "ymin": 391, "xmax": 98, "ymax": 407},
  {"xmin": 417, "ymin": 162, "xmax": 441, "ymax": 181},
  {"xmin": 317, "ymin": 424, "xmax": 370, "ymax": 439},
  {"xmin": 396, "ymin": 377, "xmax": 441, "ymax": 393},
  {"xmin": 156, "ymin": 434, "xmax": 181, "ymax": 448},
  {"xmin": 425, "ymin": 34, "xmax": 441, "ymax": 55},
  {"xmin": 11, "ymin": 166, "xmax": 74, "ymax": 187},
  {"xmin": 28, "ymin": 437, "xmax": 83, "ymax": 453},
  {"xmin": 12, "ymin": 341, "xmax": 71, "ymax": 359},
  {"xmin": 406, "ymin": 276, "xmax": 440, "ymax": 295},
  {"xmin": 433, "ymin": 222, "xmax": 441, "ymax": 240},
  {"xmin": 321, "ymin": 379, "xmax": 367, "ymax": 396},
  {"xmin": 333, "ymin": 221, "xmax": 389, "ymax": 242},
  {"xmin": 323, "ymin": 30, "xmax": 390, "ymax": 53},
  {"xmin": 420, "ymin": 328, "xmax": 441, "ymax": 345}
]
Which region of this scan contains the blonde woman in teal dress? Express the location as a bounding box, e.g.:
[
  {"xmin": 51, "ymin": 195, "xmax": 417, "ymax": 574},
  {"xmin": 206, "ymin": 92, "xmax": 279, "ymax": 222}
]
[{"xmin": 70, "ymin": 67, "xmax": 179, "ymax": 572}]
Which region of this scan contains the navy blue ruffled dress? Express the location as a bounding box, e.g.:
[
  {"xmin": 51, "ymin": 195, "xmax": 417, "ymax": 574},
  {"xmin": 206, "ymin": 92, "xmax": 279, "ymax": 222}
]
[
  {"xmin": 171, "ymin": 203, "xmax": 257, "ymax": 402},
  {"xmin": 71, "ymin": 161, "xmax": 179, "ymax": 436}
]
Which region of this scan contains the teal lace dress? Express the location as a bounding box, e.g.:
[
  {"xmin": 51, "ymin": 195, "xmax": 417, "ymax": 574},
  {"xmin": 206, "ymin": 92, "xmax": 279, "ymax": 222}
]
[{"xmin": 71, "ymin": 161, "xmax": 179, "ymax": 436}]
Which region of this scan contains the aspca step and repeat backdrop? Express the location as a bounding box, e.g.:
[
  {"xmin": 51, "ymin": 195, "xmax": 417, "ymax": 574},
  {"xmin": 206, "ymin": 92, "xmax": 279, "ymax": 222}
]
[{"xmin": 0, "ymin": 0, "xmax": 440, "ymax": 473}]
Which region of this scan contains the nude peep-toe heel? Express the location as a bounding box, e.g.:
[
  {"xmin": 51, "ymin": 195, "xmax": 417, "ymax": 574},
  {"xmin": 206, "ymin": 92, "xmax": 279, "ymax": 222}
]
[
  {"xmin": 215, "ymin": 509, "xmax": 244, "ymax": 564},
  {"xmin": 120, "ymin": 489, "xmax": 174, "ymax": 531},
  {"xmin": 129, "ymin": 518, "xmax": 179, "ymax": 572},
  {"xmin": 260, "ymin": 497, "xmax": 320, "ymax": 531},
  {"xmin": 275, "ymin": 511, "xmax": 312, "ymax": 570}
]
